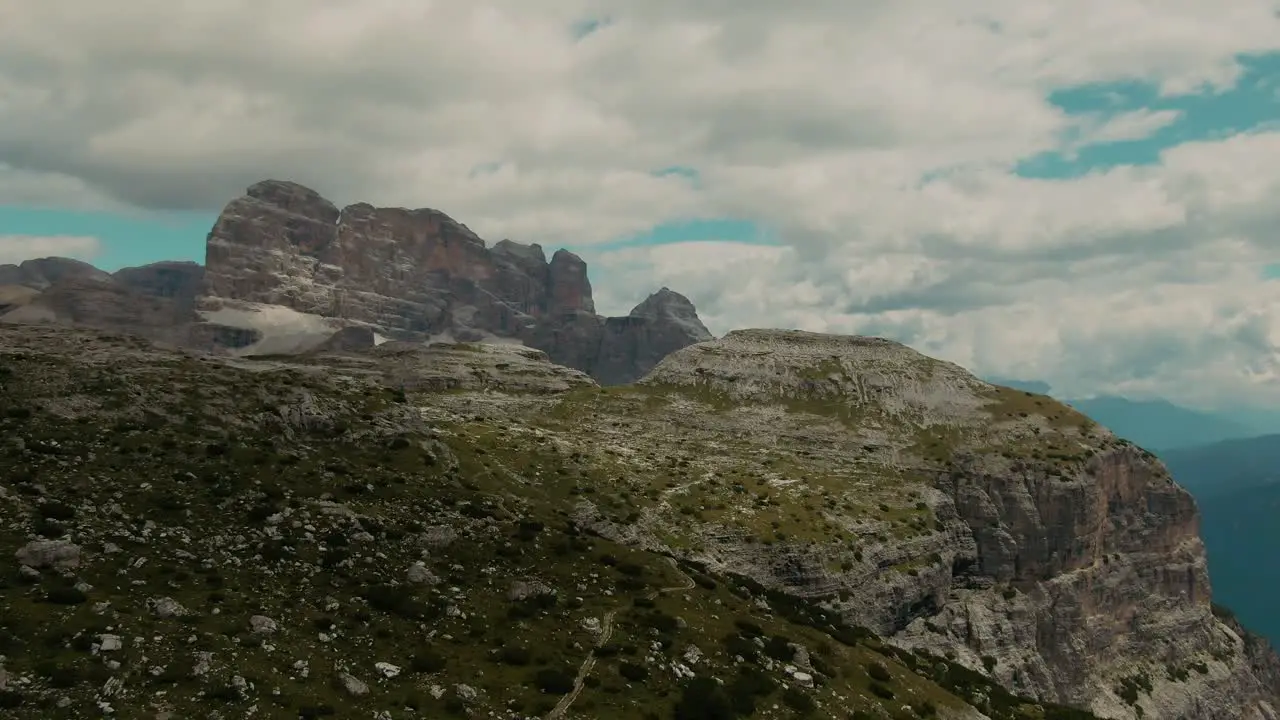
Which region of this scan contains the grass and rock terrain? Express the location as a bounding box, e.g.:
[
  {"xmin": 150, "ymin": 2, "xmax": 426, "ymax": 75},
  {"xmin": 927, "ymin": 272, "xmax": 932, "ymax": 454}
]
[{"xmin": 0, "ymin": 326, "xmax": 1271, "ymax": 719}]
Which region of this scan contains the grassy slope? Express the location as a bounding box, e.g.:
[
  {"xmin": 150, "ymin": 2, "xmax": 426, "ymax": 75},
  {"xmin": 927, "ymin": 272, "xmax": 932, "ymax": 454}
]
[{"xmin": 0, "ymin": 329, "xmax": 1101, "ymax": 719}]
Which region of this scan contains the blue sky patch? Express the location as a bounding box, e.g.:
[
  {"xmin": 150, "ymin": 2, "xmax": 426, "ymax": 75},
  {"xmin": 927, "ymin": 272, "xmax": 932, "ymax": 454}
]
[
  {"xmin": 1016, "ymin": 51, "xmax": 1280, "ymax": 179},
  {"xmin": 0, "ymin": 206, "xmax": 212, "ymax": 270},
  {"xmin": 571, "ymin": 18, "xmax": 610, "ymax": 40},
  {"xmin": 588, "ymin": 217, "xmax": 775, "ymax": 253}
]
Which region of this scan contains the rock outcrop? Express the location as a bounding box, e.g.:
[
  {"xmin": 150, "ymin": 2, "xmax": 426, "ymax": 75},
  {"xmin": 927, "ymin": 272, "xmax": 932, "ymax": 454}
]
[
  {"xmin": 196, "ymin": 179, "xmax": 710, "ymax": 383},
  {"xmin": 618, "ymin": 329, "xmax": 1280, "ymax": 719},
  {"xmin": 112, "ymin": 261, "xmax": 204, "ymax": 321}
]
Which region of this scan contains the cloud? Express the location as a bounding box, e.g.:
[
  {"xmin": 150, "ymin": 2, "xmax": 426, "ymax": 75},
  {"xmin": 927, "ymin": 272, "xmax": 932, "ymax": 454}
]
[
  {"xmin": 1, "ymin": 1, "xmax": 1280, "ymax": 408},
  {"xmin": 0, "ymin": 235, "xmax": 101, "ymax": 265}
]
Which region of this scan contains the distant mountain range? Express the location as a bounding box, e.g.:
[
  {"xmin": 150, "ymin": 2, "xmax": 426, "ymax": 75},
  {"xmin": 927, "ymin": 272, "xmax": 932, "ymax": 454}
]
[
  {"xmin": 985, "ymin": 377, "xmax": 1277, "ymax": 451},
  {"xmin": 1160, "ymin": 434, "xmax": 1280, "ymax": 499}
]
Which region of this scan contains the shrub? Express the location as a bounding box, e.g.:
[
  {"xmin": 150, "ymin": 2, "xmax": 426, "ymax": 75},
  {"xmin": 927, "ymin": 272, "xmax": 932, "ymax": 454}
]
[
  {"xmin": 673, "ymin": 677, "xmax": 735, "ymax": 720},
  {"xmin": 866, "ymin": 661, "xmax": 892, "ymax": 682},
  {"xmin": 915, "ymin": 700, "xmax": 939, "ymax": 717},
  {"xmin": 618, "ymin": 661, "xmax": 648, "ymax": 682},
  {"xmin": 498, "ymin": 646, "xmax": 532, "ymax": 666},
  {"xmin": 533, "ymin": 667, "xmax": 575, "ymax": 695},
  {"xmin": 37, "ymin": 501, "xmax": 76, "ymax": 520},
  {"xmin": 44, "ymin": 586, "xmax": 88, "ymax": 605},
  {"xmin": 781, "ymin": 687, "xmax": 815, "ymax": 714},
  {"xmin": 515, "ymin": 520, "xmax": 544, "ymax": 541},
  {"xmin": 362, "ymin": 584, "xmax": 429, "ymax": 620},
  {"xmin": 763, "ymin": 635, "xmax": 794, "ymax": 662},
  {"xmin": 409, "ymin": 649, "xmax": 446, "ymax": 674},
  {"xmin": 32, "ymin": 518, "xmax": 66, "ymax": 539},
  {"xmin": 869, "ymin": 681, "xmax": 895, "ymax": 699}
]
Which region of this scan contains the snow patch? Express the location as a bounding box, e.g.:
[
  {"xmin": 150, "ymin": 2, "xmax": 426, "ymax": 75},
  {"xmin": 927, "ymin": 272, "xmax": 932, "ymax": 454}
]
[{"xmin": 199, "ymin": 303, "xmax": 346, "ymax": 356}]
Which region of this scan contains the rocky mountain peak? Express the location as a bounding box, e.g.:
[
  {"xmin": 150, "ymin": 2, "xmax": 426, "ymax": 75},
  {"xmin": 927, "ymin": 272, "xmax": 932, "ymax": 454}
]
[
  {"xmin": 630, "ymin": 287, "xmax": 711, "ymax": 334},
  {"xmin": 492, "ymin": 239, "xmax": 547, "ymax": 265},
  {"xmin": 244, "ymin": 178, "xmax": 340, "ymax": 221},
  {"xmin": 0, "ymin": 256, "xmax": 111, "ymax": 290},
  {"xmin": 547, "ymin": 248, "xmax": 594, "ymax": 315}
]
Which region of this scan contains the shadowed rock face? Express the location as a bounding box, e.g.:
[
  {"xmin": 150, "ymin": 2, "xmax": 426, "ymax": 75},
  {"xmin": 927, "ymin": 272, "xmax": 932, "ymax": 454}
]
[
  {"xmin": 592, "ymin": 288, "xmax": 714, "ymax": 385},
  {"xmin": 197, "ymin": 179, "xmax": 710, "ymax": 383},
  {"xmin": 113, "ymin": 261, "xmax": 205, "ymax": 322}
]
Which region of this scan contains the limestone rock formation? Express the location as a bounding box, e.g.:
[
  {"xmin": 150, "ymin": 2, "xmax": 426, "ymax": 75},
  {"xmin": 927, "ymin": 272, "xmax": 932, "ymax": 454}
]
[
  {"xmin": 628, "ymin": 329, "xmax": 1280, "ymax": 719},
  {"xmin": 195, "ymin": 179, "xmax": 710, "ymax": 384},
  {"xmin": 0, "ymin": 258, "xmax": 204, "ymax": 342},
  {"xmin": 112, "ymin": 261, "xmax": 204, "ymax": 321},
  {"xmin": 0, "ymin": 181, "xmax": 709, "ymax": 383}
]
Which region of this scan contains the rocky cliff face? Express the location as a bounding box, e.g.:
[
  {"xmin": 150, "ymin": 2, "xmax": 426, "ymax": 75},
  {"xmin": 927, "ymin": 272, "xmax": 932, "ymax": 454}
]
[
  {"xmin": 540, "ymin": 329, "xmax": 1276, "ymax": 719},
  {"xmin": 196, "ymin": 179, "xmax": 708, "ymax": 384}
]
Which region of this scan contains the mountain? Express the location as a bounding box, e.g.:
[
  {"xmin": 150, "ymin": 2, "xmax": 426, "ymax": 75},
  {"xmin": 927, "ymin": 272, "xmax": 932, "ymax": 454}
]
[
  {"xmin": 6, "ymin": 323, "xmax": 1274, "ymax": 718},
  {"xmin": 1196, "ymin": 480, "xmax": 1280, "ymax": 649},
  {"xmin": 980, "ymin": 379, "xmax": 1263, "ymax": 452},
  {"xmin": 1159, "ymin": 435, "xmax": 1280, "ymax": 646},
  {"xmin": 1160, "ymin": 434, "xmax": 1280, "ymax": 499},
  {"xmin": 1062, "ymin": 397, "xmax": 1255, "ymax": 451},
  {"xmin": 986, "ymin": 392, "xmax": 1280, "ymax": 652},
  {"xmin": 0, "ymin": 179, "xmax": 712, "ymax": 386}
]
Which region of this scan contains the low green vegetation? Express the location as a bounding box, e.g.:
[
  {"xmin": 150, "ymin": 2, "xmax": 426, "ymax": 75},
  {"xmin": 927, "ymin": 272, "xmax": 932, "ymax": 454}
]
[{"xmin": 0, "ymin": 328, "xmax": 1114, "ymax": 719}]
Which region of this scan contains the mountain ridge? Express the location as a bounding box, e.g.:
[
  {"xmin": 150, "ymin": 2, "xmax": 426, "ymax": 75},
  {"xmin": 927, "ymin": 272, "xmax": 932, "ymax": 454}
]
[{"xmin": 0, "ymin": 180, "xmax": 712, "ymax": 386}]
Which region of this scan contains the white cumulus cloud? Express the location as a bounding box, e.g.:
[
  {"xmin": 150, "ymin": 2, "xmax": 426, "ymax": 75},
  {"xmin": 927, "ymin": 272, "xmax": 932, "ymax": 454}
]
[
  {"xmin": 1, "ymin": 1, "xmax": 1280, "ymax": 408},
  {"xmin": 0, "ymin": 236, "xmax": 102, "ymax": 265}
]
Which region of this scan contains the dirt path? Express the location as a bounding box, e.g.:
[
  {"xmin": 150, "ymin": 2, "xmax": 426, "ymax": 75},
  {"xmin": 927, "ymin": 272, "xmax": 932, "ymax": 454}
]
[{"xmin": 546, "ymin": 558, "xmax": 695, "ymax": 719}]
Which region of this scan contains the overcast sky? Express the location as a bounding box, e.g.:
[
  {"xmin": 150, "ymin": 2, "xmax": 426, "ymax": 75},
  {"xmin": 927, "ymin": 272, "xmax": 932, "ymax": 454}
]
[{"xmin": 2, "ymin": 1, "xmax": 1280, "ymax": 409}]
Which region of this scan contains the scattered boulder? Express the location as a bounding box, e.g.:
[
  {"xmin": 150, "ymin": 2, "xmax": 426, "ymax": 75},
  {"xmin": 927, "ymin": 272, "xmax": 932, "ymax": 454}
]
[
  {"xmin": 406, "ymin": 562, "xmax": 439, "ymax": 585},
  {"xmin": 15, "ymin": 539, "xmax": 81, "ymax": 570},
  {"xmin": 337, "ymin": 672, "xmax": 369, "ymax": 697},
  {"xmin": 149, "ymin": 597, "xmax": 187, "ymax": 619},
  {"xmin": 507, "ymin": 579, "xmax": 555, "ymax": 602},
  {"xmin": 249, "ymin": 615, "xmax": 278, "ymax": 635}
]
